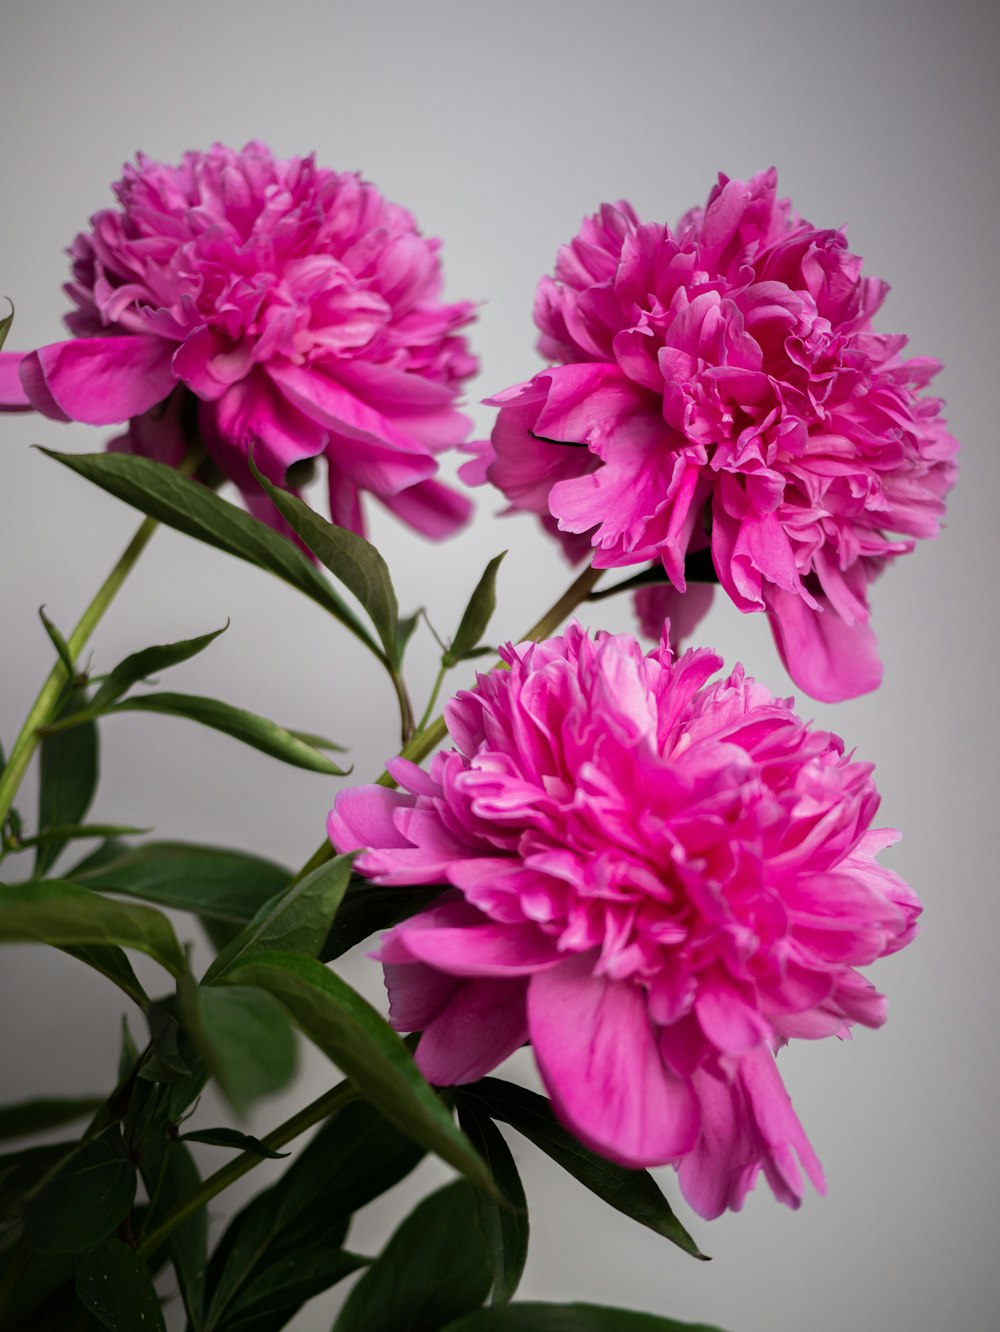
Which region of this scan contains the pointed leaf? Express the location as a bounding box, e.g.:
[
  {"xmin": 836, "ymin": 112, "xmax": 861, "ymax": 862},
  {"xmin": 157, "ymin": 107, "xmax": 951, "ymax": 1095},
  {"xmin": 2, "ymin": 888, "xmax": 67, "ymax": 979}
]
[
  {"xmin": 320, "ymin": 879, "xmax": 445, "ymax": 961},
  {"xmin": 220, "ymin": 953, "xmax": 495, "ymax": 1195},
  {"xmin": 40, "ymin": 449, "xmax": 380, "ymax": 654},
  {"xmin": 444, "ymin": 552, "xmax": 506, "ymax": 667},
  {"xmin": 0, "ymin": 881, "xmax": 185, "ymax": 978},
  {"xmin": 141, "ymin": 1004, "xmax": 193, "ymax": 1083},
  {"xmin": 334, "ymin": 1181, "xmax": 491, "ymax": 1332},
  {"xmin": 69, "ymin": 840, "xmax": 290, "ymax": 923},
  {"xmin": 89, "ymin": 623, "xmax": 229, "ymax": 710},
  {"xmin": 252, "ymin": 461, "xmax": 399, "ymax": 663},
  {"xmin": 203, "ymin": 854, "xmax": 353, "ymax": 984},
  {"xmin": 76, "ymin": 1237, "xmax": 167, "ymax": 1332},
  {"xmin": 38, "ymin": 606, "xmax": 76, "ymax": 678},
  {"xmin": 179, "ymin": 1129, "xmax": 289, "ymax": 1159},
  {"xmin": 21, "ymin": 1126, "xmax": 136, "ymax": 1253},
  {"xmin": 0, "ymin": 300, "xmax": 13, "ymax": 352},
  {"xmin": 0, "ymin": 1097, "xmax": 103, "ymax": 1144},
  {"xmin": 395, "ymin": 611, "xmax": 420, "ymax": 662},
  {"xmin": 19, "ymin": 823, "xmax": 150, "ymax": 848},
  {"xmin": 60, "ymin": 943, "xmax": 150, "ymax": 1011},
  {"xmin": 440, "ymin": 1306, "xmax": 729, "ymax": 1331},
  {"xmin": 0, "ymin": 1141, "xmax": 74, "ymax": 1220},
  {"xmin": 216, "ymin": 1249, "xmax": 367, "ymax": 1332},
  {"xmin": 458, "ymin": 1080, "xmax": 705, "ymax": 1260},
  {"xmin": 35, "ymin": 688, "xmax": 98, "ymax": 875},
  {"xmin": 457, "ymin": 1099, "xmax": 529, "ymax": 1307},
  {"xmin": 179, "ymin": 981, "xmax": 297, "ymax": 1115},
  {"xmin": 138, "ymin": 1137, "xmax": 206, "ymax": 1329}
]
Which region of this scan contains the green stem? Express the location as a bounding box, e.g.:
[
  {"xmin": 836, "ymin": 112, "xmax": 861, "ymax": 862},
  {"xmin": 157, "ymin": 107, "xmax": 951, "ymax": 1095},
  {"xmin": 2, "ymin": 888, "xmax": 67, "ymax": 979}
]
[
  {"xmin": 0, "ymin": 515, "xmax": 159, "ymax": 828},
  {"xmin": 390, "ymin": 668, "xmax": 416, "ymax": 748},
  {"xmin": 415, "ymin": 664, "xmax": 448, "ymax": 737},
  {"xmin": 136, "ymin": 1080, "xmax": 356, "ymax": 1259}
]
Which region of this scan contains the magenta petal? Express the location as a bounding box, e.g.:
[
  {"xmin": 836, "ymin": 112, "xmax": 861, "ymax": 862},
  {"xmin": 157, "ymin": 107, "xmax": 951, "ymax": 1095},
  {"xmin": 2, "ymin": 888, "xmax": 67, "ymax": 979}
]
[
  {"xmin": 528, "ymin": 954, "xmax": 700, "ymax": 1166},
  {"xmin": 379, "ymin": 477, "xmax": 472, "ymax": 537},
  {"xmin": 402, "ymin": 921, "xmax": 562, "ymax": 977},
  {"xmin": 0, "ymin": 353, "xmax": 32, "ymax": 410},
  {"xmin": 327, "ymin": 786, "xmax": 415, "ymax": 855},
  {"xmin": 765, "ymin": 585, "xmax": 882, "ymax": 702},
  {"xmin": 21, "ymin": 337, "xmax": 176, "ymax": 424},
  {"xmin": 415, "ymin": 977, "xmax": 529, "ymax": 1084}
]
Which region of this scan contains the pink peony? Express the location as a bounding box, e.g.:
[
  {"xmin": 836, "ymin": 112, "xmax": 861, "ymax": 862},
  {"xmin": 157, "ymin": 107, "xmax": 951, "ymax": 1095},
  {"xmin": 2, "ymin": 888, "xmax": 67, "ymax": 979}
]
[
  {"xmin": 0, "ymin": 142, "xmax": 478, "ymax": 537},
  {"xmin": 329, "ymin": 623, "xmax": 920, "ymax": 1218},
  {"xmin": 465, "ymin": 170, "xmax": 957, "ymax": 700}
]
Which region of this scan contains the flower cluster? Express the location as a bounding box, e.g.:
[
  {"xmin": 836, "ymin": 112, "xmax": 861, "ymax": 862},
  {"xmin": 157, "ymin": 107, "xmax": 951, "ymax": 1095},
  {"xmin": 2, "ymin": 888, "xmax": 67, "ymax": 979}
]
[
  {"xmin": 0, "ymin": 142, "xmax": 478, "ymax": 537},
  {"xmin": 465, "ymin": 170, "xmax": 957, "ymax": 700},
  {"xmin": 330, "ymin": 624, "xmax": 919, "ymax": 1217}
]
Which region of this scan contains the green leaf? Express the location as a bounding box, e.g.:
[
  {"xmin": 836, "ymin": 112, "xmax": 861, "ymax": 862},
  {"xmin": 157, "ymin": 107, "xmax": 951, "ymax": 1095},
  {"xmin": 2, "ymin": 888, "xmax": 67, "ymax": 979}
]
[
  {"xmin": 89, "ymin": 623, "xmax": 229, "ymax": 710},
  {"xmin": 320, "ymin": 878, "xmax": 445, "ymax": 961},
  {"xmin": 138, "ymin": 1136, "xmax": 206, "ymax": 1329},
  {"xmin": 60, "ymin": 943, "xmax": 150, "ymax": 1010},
  {"xmin": 395, "ymin": 611, "xmax": 421, "ymax": 662},
  {"xmin": 457, "ymin": 1099, "xmax": 528, "ymax": 1307},
  {"xmin": 41, "ymin": 449, "xmax": 380, "ymax": 654},
  {"xmin": 458, "ymin": 1080, "xmax": 705, "ymax": 1261},
  {"xmin": 104, "ymin": 691, "xmax": 348, "ymax": 774},
  {"xmin": 118, "ymin": 1017, "xmax": 140, "ymax": 1083},
  {"xmin": 180, "ymin": 982, "xmax": 297, "ymax": 1114},
  {"xmin": 203, "ymin": 854, "xmax": 353, "ymax": 984},
  {"xmin": 0, "ymin": 1097, "xmax": 103, "ymax": 1144},
  {"xmin": 38, "ymin": 606, "xmax": 76, "ymax": 679},
  {"xmin": 0, "ymin": 1142, "xmax": 75, "ymax": 1221},
  {"xmin": 252, "ymin": 460, "xmax": 399, "ymax": 663},
  {"xmin": 35, "ymin": 688, "xmax": 98, "ymax": 876},
  {"xmin": 215, "ymin": 1249, "xmax": 367, "ymax": 1332},
  {"xmin": 0, "ymin": 1248, "xmax": 77, "ymax": 1330},
  {"xmin": 75, "ymin": 1237, "xmax": 167, "ymax": 1332},
  {"xmin": 204, "ymin": 1099, "xmax": 422, "ymax": 1332},
  {"xmin": 440, "ymin": 1306, "xmax": 729, "ymax": 1331},
  {"xmin": 18, "ymin": 823, "xmax": 151, "ymax": 849},
  {"xmin": 0, "ymin": 299, "xmax": 13, "ymax": 352},
  {"xmin": 0, "ymin": 881, "xmax": 185, "ymax": 978},
  {"xmin": 21, "ymin": 1126, "xmax": 136, "ymax": 1253},
  {"xmin": 221, "ymin": 953, "xmax": 495, "ymax": 1194},
  {"xmin": 70, "ymin": 840, "xmax": 290, "ymax": 923},
  {"xmin": 178, "ymin": 1129, "xmax": 289, "ymax": 1160},
  {"xmin": 140, "ymin": 1004, "xmax": 192, "ymax": 1083},
  {"xmin": 444, "ymin": 552, "xmax": 506, "ymax": 667},
  {"xmin": 334, "ymin": 1181, "xmax": 491, "ymax": 1332}
]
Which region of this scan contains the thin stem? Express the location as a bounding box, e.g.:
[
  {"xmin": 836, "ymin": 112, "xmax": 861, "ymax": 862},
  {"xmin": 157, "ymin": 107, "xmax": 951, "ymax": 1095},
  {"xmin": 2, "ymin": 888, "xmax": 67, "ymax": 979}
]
[
  {"xmin": 390, "ymin": 668, "xmax": 416, "ymax": 748},
  {"xmin": 136, "ymin": 1080, "xmax": 356, "ymax": 1258},
  {"xmin": 0, "ymin": 515, "xmax": 159, "ymax": 827},
  {"xmin": 415, "ymin": 665, "xmax": 448, "ymax": 737}
]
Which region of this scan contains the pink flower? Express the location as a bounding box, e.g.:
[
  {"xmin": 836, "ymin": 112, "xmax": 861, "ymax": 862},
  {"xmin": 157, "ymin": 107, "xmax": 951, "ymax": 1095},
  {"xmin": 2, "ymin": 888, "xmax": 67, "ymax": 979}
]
[
  {"xmin": 329, "ymin": 624, "xmax": 919, "ymax": 1218},
  {"xmin": 0, "ymin": 142, "xmax": 478, "ymax": 538},
  {"xmin": 465, "ymin": 170, "xmax": 957, "ymax": 700}
]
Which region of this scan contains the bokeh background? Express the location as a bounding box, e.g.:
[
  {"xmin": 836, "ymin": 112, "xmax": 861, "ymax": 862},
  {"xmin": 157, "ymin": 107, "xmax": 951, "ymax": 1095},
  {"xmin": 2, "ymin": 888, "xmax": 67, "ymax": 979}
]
[{"xmin": 2, "ymin": 2, "xmax": 998, "ymax": 1328}]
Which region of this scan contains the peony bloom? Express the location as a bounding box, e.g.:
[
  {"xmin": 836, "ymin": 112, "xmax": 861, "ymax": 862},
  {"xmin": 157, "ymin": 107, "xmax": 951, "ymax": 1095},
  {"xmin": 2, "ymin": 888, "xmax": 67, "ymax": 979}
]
[
  {"xmin": 330, "ymin": 624, "xmax": 919, "ymax": 1218},
  {"xmin": 0, "ymin": 142, "xmax": 478, "ymax": 537},
  {"xmin": 465, "ymin": 170, "xmax": 957, "ymax": 700}
]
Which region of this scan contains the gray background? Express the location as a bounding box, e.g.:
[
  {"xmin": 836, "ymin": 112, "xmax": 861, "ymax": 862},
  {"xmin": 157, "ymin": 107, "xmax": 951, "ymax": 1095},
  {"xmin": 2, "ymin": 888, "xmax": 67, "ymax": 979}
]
[{"xmin": 1, "ymin": 1, "xmax": 997, "ymax": 1328}]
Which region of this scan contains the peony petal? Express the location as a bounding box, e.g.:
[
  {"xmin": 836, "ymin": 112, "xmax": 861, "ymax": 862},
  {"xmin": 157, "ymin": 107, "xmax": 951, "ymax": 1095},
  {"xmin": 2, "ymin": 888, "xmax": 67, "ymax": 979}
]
[
  {"xmin": 401, "ymin": 920, "xmax": 562, "ymax": 977},
  {"xmin": 379, "ymin": 476, "xmax": 472, "ymax": 538},
  {"xmin": 0, "ymin": 353, "xmax": 32, "ymax": 410},
  {"xmin": 20, "ymin": 337, "xmax": 176, "ymax": 424},
  {"xmin": 765, "ymin": 585, "xmax": 883, "ymax": 702},
  {"xmin": 415, "ymin": 977, "xmax": 529, "ymax": 1084}
]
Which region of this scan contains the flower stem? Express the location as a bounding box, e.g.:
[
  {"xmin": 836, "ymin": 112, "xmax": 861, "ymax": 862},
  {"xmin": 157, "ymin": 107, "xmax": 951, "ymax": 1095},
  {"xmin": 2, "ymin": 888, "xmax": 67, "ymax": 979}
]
[
  {"xmin": 0, "ymin": 514, "xmax": 159, "ymax": 828},
  {"xmin": 135, "ymin": 1079, "xmax": 356, "ymax": 1259}
]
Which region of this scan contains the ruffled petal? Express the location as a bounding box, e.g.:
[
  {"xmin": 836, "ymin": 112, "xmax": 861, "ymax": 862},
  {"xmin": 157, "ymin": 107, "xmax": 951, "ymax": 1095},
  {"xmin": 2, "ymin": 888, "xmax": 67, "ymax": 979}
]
[{"xmin": 20, "ymin": 337, "xmax": 176, "ymax": 424}]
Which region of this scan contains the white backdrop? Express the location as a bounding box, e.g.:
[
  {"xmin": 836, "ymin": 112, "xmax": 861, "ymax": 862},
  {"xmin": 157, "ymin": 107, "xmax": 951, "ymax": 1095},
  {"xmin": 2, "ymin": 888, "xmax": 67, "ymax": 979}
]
[{"xmin": 2, "ymin": 2, "xmax": 998, "ymax": 1329}]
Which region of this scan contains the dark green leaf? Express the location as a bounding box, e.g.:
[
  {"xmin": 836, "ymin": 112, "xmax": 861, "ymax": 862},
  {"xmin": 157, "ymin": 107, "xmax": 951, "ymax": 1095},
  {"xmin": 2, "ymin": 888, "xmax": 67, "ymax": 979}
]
[
  {"xmin": 180, "ymin": 982, "xmax": 297, "ymax": 1114},
  {"xmin": 0, "ymin": 1248, "xmax": 77, "ymax": 1330},
  {"xmin": 18, "ymin": 823, "xmax": 150, "ymax": 849},
  {"xmin": 38, "ymin": 607, "xmax": 76, "ymax": 679},
  {"xmin": 75, "ymin": 1237, "xmax": 167, "ymax": 1332},
  {"xmin": 70, "ymin": 840, "xmax": 290, "ymax": 923},
  {"xmin": 89, "ymin": 623, "xmax": 229, "ymax": 710},
  {"xmin": 35, "ymin": 689, "xmax": 98, "ymax": 875},
  {"xmin": 220, "ymin": 953, "xmax": 494, "ymax": 1194},
  {"xmin": 440, "ymin": 1305, "xmax": 729, "ymax": 1332},
  {"xmin": 139, "ymin": 1004, "xmax": 192, "ymax": 1083},
  {"xmin": 457, "ymin": 1099, "xmax": 528, "ymax": 1307},
  {"xmin": 118, "ymin": 1017, "xmax": 140, "ymax": 1083},
  {"xmin": 0, "ymin": 881, "xmax": 185, "ymax": 978},
  {"xmin": 216, "ymin": 1249, "xmax": 367, "ymax": 1332},
  {"xmin": 203, "ymin": 854, "xmax": 353, "ymax": 984},
  {"xmin": 67, "ymin": 838, "xmax": 130, "ymax": 879},
  {"xmin": 21, "ymin": 1127, "xmax": 136, "ymax": 1253},
  {"xmin": 459, "ymin": 1080, "xmax": 705, "ymax": 1260},
  {"xmin": 138, "ymin": 1136, "xmax": 206, "ymax": 1329},
  {"xmin": 179, "ymin": 1129, "xmax": 289, "ymax": 1160},
  {"xmin": 252, "ymin": 460, "xmax": 398, "ymax": 663},
  {"xmin": 105, "ymin": 691, "xmax": 348, "ymax": 774},
  {"xmin": 0, "ymin": 1142, "xmax": 74, "ymax": 1220},
  {"xmin": 204, "ymin": 1099, "xmax": 423, "ymax": 1331},
  {"xmin": 0, "ymin": 1097, "xmax": 103, "ymax": 1144},
  {"xmin": 40, "ymin": 450, "xmax": 380, "ymax": 654},
  {"xmin": 395, "ymin": 611, "xmax": 420, "ymax": 662},
  {"xmin": 444, "ymin": 552, "xmax": 506, "ymax": 667},
  {"xmin": 334, "ymin": 1181, "xmax": 491, "ymax": 1332},
  {"xmin": 60, "ymin": 944, "xmax": 150, "ymax": 1011},
  {"xmin": 0, "ymin": 300, "xmax": 13, "ymax": 352},
  {"xmin": 320, "ymin": 878, "xmax": 445, "ymax": 961}
]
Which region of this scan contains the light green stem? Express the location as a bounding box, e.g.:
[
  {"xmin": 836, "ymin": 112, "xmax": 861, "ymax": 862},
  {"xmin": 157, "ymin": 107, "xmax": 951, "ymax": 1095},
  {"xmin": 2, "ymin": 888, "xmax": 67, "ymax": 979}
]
[{"xmin": 0, "ymin": 515, "xmax": 159, "ymax": 827}]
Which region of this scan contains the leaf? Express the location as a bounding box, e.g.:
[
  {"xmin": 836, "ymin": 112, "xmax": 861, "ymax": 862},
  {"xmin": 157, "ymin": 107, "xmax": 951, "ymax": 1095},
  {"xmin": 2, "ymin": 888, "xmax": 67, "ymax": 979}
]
[
  {"xmin": 0, "ymin": 1141, "xmax": 75, "ymax": 1220},
  {"xmin": 333, "ymin": 1181, "xmax": 491, "ymax": 1332},
  {"xmin": 216, "ymin": 1249, "xmax": 367, "ymax": 1332},
  {"xmin": 140, "ymin": 1004, "xmax": 192, "ymax": 1083},
  {"xmin": 252, "ymin": 460, "xmax": 399, "ymax": 663},
  {"xmin": 0, "ymin": 1097, "xmax": 104, "ymax": 1144},
  {"xmin": 204, "ymin": 1099, "xmax": 423, "ymax": 1331},
  {"xmin": 60, "ymin": 944, "xmax": 151, "ymax": 1010},
  {"xmin": 220, "ymin": 953, "xmax": 496, "ymax": 1195},
  {"xmin": 104, "ymin": 691, "xmax": 349, "ymax": 774},
  {"xmin": 458, "ymin": 1080, "xmax": 705, "ymax": 1260},
  {"xmin": 440, "ymin": 1306, "xmax": 730, "ymax": 1331},
  {"xmin": 178, "ymin": 1129, "xmax": 289, "ymax": 1160},
  {"xmin": 21, "ymin": 1126, "xmax": 136, "ymax": 1253},
  {"xmin": 395, "ymin": 611, "xmax": 420, "ymax": 662},
  {"xmin": 35, "ymin": 688, "xmax": 98, "ymax": 876},
  {"xmin": 19, "ymin": 823, "xmax": 151, "ymax": 849},
  {"xmin": 0, "ymin": 881, "xmax": 185, "ymax": 978},
  {"xmin": 41, "ymin": 449, "xmax": 380, "ymax": 655},
  {"xmin": 70, "ymin": 840, "xmax": 290, "ymax": 923},
  {"xmin": 180, "ymin": 982, "xmax": 297, "ymax": 1114},
  {"xmin": 89, "ymin": 623, "xmax": 229, "ymax": 710},
  {"xmin": 0, "ymin": 299, "xmax": 13, "ymax": 352},
  {"xmin": 38, "ymin": 606, "xmax": 76, "ymax": 678},
  {"xmin": 320, "ymin": 878, "xmax": 445, "ymax": 961},
  {"xmin": 444, "ymin": 552, "xmax": 506, "ymax": 667},
  {"xmin": 203, "ymin": 854, "xmax": 353, "ymax": 984},
  {"xmin": 138, "ymin": 1136, "xmax": 206, "ymax": 1329},
  {"xmin": 75, "ymin": 1237, "xmax": 167, "ymax": 1331},
  {"xmin": 457, "ymin": 1099, "xmax": 528, "ymax": 1307},
  {"xmin": 0, "ymin": 1249, "xmax": 77, "ymax": 1330}
]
